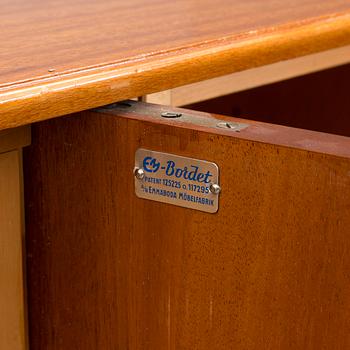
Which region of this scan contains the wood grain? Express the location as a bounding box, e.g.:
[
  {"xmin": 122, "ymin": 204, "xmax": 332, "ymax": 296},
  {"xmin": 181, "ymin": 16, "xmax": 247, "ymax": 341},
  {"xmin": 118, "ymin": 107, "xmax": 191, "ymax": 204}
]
[
  {"xmin": 0, "ymin": 150, "xmax": 28, "ymax": 350},
  {"xmin": 24, "ymin": 102, "xmax": 350, "ymax": 349},
  {"xmin": 1, "ymin": 0, "xmax": 350, "ymax": 129}
]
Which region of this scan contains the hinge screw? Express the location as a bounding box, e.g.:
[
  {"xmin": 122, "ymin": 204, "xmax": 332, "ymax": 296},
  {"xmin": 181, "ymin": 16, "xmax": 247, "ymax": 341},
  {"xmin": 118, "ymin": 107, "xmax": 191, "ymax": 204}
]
[
  {"xmin": 134, "ymin": 168, "xmax": 145, "ymax": 180},
  {"xmin": 161, "ymin": 111, "xmax": 182, "ymax": 118},
  {"xmin": 216, "ymin": 122, "xmax": 240, "ymax": 130},
  {"xmin": 209, "ymin": 183, "xmax": 221, "ymax": 194}
]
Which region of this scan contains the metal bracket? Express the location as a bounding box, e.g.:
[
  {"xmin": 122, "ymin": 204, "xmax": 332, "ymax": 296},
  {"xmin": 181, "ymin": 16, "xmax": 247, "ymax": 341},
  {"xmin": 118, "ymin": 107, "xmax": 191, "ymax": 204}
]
[{"xmin": 97, "ymin": 100, "xmax": 249, "ymax": 132}]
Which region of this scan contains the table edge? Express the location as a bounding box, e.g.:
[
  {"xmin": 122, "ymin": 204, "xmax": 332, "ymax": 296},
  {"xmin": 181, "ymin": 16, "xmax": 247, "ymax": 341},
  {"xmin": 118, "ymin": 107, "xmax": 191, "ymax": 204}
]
[{"xmin": 1, "ymin": 12, "xmax": 350, "ymax": 130}]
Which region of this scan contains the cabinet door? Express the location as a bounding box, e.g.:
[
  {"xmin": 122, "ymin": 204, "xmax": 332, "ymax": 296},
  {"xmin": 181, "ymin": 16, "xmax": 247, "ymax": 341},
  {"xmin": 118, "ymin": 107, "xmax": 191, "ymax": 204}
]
[{"xmin": 24, "ymin": 101, "xmax": 350, "ymax": 350}]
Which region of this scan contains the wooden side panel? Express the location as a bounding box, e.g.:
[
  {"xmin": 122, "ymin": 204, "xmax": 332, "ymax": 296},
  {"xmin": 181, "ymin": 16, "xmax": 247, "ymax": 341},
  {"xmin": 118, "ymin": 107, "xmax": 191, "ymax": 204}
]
[
  {"xmin": 0, "ymin": 150, "xmax": 27, "ymax": 350},
  {"xmin": 24, "ymin": 107, "xmax": 350, "ymax": 350},
  {"xmin": 185, "ymin": 63, "xmax": 350, "ymax": 137}
]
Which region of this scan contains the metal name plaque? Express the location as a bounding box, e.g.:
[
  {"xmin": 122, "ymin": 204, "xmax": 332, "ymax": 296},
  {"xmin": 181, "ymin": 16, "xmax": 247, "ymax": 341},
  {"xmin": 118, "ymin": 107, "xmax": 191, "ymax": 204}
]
[{"xmin": 134, "ymin": 149, "xmax": 220, "ymax": 213}]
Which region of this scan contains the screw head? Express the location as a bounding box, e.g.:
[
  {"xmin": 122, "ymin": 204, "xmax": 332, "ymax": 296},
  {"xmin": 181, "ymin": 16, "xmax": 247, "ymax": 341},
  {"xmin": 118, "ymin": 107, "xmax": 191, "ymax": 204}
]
[
  {"xmin": 134, "ymin": 168, "xmax": 145, "ymax": 180},
  {"xmin": 161, "ymin": 111, "xmax": 182, "ymax": 118},
  {"xmin": 216, "ymin": 122, "xmax": 239, "ymax": 130},
  {"xmin": 209, "ymin": 183, "xmax": 221, "ymax": 194}
]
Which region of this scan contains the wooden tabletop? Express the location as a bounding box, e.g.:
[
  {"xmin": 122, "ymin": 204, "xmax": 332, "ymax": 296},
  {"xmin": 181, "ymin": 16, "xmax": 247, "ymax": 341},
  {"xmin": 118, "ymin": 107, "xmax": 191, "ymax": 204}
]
[{"xmin": 1, "ymin": 0, "xmax": 350, "ymax": 130}]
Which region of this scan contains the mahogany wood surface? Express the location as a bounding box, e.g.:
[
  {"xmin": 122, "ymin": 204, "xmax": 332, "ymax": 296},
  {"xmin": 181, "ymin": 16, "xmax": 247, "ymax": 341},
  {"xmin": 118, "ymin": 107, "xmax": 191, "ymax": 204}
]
[
  {"xmin": 24, "ymin": 102, "xmax": 350, "ymax": 349},
  {"xmin": 1, "ymin": 0, "xmax": 350, "ymax": 129}
]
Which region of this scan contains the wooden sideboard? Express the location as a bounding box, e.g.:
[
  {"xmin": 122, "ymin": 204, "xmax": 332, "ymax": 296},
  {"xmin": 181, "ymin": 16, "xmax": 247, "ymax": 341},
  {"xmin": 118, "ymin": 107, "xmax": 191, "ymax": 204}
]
[{"xmin": 1, "ymin": 1, "xmax": 350, "ymax": 349}]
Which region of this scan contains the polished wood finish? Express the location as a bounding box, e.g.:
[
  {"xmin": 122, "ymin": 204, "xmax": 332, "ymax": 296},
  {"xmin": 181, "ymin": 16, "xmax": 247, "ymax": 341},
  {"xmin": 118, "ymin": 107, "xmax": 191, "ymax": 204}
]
[
  {"xmin": 1, "ymin": 1, "xmax": 350, "ymax": 130},
  {"xmin": 186, "ymin": 63, "xmax": 350, "ymax": 137},
  {"xmin": 25, "ymin": 102, "xmax": 350, "ymax": 349}
]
